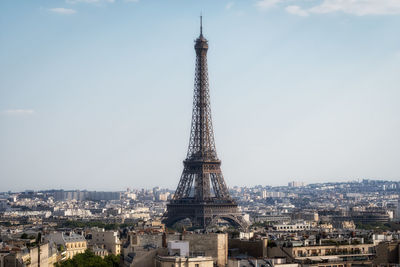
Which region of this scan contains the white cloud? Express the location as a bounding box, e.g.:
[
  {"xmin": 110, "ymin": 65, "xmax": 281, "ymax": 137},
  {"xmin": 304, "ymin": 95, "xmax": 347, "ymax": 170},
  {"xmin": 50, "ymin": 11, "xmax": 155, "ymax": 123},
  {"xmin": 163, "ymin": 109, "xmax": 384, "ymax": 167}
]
[
  {"xmin": 286, "ymin": 5, "xmax": 309, "ymax": 16},
  {"xmin": 66, "ymin": 0, "xmax": 115, "ymax": 4},
  {"xmin": 124, "ymin": 0, "xmax": 139, "ymax": 2},
  {"xmin": 226, "ymin": 2, "xmax": 235, "ymax": 10},
  {"xmin": 49, "ymin": 7, "xmax": 77, "ymax": 14},
  {"xmin": 310, "ymin": 0, "xmax": 400, "ymax": 15},
  {"xmin": 256, "ymin": 0, "xmax": 284, "ymax": 10},
  {"xmin": 286, "ymin": 0, "xmax": 400, "ymax": 16},
  {"xmin": 3, "ymin": 109, "xmax": 35, "ymax": 115}
]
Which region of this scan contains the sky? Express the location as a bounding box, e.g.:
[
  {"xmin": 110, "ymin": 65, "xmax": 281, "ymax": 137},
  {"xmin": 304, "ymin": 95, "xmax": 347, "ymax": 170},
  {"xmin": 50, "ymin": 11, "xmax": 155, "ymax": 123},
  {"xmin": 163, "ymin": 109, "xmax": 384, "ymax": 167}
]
[{"xmin": 1, "ymin": 0, "xmax": 400, "ymax": 192}]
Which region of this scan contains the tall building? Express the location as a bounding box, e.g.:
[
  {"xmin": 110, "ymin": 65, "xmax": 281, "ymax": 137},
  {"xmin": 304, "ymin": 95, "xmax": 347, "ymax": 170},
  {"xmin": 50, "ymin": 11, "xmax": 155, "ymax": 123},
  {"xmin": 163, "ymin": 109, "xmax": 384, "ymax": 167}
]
[
  {"xmin": 288, "ymin": 181, "xmax": 305, "ymax": 187},
  {"xmin": 163, "ymin": 18, "xmax": 247, "ymax": 230}
]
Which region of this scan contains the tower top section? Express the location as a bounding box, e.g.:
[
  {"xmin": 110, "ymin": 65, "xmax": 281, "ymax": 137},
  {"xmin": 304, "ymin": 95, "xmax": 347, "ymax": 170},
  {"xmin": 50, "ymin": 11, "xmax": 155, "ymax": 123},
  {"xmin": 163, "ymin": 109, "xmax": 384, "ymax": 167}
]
[{"xmin": 195, "ymin": 15, "xmax": 208, "ymax": 50}]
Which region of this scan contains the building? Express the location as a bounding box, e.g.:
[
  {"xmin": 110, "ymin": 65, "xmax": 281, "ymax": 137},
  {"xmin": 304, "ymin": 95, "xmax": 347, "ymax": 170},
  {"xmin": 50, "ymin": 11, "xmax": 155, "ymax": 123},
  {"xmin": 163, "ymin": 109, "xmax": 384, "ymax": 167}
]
[
  {"xmin": 0, "ymin": 243, "xmax": 50, "ymax": 267},
  {"xmin": 168, "ymin": 241, "xmax": 189, "ymax": 257},
  {"xmin": 92, "ymin": 246, "xmax": 109, "ymax": 258},
  {"xmin": 253, "ymin": 215, "xmax": 291, "ymax": 224},
  {"xmin": 53, "ymin": 190, "xmax": 121, "ymax": 201},
  {"xmin": 155, "ymin": 255, "xmax": 214, "ymax": 267},
  {"xmin": 350, "ymin": 211, "xmax": 390, "ymax": 224},
  {"xmin": 45, "ymin": 232, "xmax": 87, "ymax": 259},
  {"xmin": 228, "ymin": 258, "xmax": 297, "ymax": 267},
  {"xmin": 155, "ymin": 241, "xmax": 213, "ymax": 267},
  {"xmin": 292, "ymin": 211, "xmax": 319, "ymax": 222},
  {"xmin": 122, "ymin": 232, "xmax": 228, "ymax": 267},
  {"xmin": 374, "ymin": 241, "xmax": 400, "ymax": 266},
  {"xmin": 273, "ymin": 222, "xmax": 311, "ymax": 232},
  {"xmin": 288, "ymin": 182, "xmax": 305, "ymax": 187},
  {"xmin": 90, "ymin": 227, "xmax": 121, "ymax": 255},
  {"xmin": 268, "ymin": 243, "xmax": 375, "ymax": 266},
  {"xmin": 229, "ymin": 238, "xmax": 268, "ymax": 258}
]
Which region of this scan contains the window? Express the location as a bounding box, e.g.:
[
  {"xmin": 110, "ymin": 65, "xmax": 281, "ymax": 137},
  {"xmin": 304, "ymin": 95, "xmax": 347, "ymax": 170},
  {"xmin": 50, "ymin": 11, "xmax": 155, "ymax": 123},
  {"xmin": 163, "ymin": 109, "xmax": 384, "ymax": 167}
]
[{"xmin": 195, "ymin": 265, "xmax": 199, "ymax": 267}]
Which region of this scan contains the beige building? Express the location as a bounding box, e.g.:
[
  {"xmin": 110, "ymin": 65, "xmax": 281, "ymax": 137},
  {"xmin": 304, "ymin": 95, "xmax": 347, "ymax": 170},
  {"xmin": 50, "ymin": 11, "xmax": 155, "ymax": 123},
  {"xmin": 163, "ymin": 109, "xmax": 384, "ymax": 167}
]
[
  {"xmin": 92, "ymin": 246, "xmax": 110, "ymax": 258},
  {"xmin": 46, "ymin": 232, "xmax": 87, "ymax": 259},
  {"xmin": 48, "ymin": 248, "xmax": 58, "ymax": 267},
  {"xmin": 90, "ymin": 228, "xmax": 121, "ymax": 255}
]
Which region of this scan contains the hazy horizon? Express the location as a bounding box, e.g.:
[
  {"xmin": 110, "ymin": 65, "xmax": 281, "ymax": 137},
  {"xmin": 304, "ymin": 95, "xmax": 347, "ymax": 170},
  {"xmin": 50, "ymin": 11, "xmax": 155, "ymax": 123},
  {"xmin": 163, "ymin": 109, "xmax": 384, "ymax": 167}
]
[
  {"xmin": 1, "ymin": 0, "xmax": 400, "ymax": 192},
  {"xmin": 2, "ymin": 177, "xmax": 399, "ymax": 193}
]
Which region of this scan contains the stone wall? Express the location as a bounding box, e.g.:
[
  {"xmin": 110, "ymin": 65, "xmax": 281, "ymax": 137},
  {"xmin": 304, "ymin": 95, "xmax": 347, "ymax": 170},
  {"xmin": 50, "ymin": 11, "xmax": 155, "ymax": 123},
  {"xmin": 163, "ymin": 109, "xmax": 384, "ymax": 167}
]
[{"xmin": 181, "ymin": 233, "xmax": 228, "ymax": 267}]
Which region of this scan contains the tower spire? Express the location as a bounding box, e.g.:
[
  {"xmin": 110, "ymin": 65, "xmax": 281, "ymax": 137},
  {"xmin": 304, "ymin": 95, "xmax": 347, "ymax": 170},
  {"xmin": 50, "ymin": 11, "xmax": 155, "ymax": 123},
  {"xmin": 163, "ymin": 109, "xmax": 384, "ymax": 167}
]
[{"xmin": 200, "ymin": 15, "xmax": 203, "ymax": 36}]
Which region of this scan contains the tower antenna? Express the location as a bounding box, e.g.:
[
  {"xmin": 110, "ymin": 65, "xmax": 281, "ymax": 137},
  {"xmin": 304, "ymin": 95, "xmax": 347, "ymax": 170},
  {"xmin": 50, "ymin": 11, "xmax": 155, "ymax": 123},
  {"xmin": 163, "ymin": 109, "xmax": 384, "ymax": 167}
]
[{"xmin": 200, "ymin": 14, "xmax": 203, "ymax": 36}]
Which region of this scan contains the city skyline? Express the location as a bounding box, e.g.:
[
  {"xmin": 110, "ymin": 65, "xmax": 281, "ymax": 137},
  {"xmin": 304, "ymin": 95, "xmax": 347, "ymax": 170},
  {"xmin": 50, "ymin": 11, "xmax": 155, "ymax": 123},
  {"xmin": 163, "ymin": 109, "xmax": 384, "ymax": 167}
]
[
  {"xmin": 1, "ymin": 0, "xmax": 400, "ymax": 191},
  {"xmin": 2, "ymin": 178, "xmax": 399, "ymax": 194}
]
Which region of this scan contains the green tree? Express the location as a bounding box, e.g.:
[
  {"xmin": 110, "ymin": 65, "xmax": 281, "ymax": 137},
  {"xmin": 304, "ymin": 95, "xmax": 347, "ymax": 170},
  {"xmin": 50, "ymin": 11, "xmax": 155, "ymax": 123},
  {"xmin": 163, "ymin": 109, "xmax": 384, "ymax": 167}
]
[
  {"xmin": 55, "ymin": 250, "xmax": 120, "ymax": 267},
  {"xmin": 104, "ymin": 254, "xmax": 120, "ymax": 267},
  {"xmin": 21, "ymin": 233, "xmax": 28, "ymax": 239}
]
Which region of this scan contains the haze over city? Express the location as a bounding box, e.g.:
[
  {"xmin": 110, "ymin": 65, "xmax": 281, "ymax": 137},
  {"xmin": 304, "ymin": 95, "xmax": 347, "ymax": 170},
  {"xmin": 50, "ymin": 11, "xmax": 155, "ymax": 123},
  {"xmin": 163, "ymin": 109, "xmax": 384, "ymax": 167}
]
[{"xmin": 1, "ymin": 0, "xmax": 400, "ymax": 192}]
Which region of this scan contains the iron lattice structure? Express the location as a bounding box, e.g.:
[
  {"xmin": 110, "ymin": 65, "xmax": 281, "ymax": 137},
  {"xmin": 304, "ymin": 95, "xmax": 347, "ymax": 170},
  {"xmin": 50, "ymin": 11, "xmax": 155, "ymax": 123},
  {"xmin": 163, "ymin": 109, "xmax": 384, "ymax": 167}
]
[{"xmin": 163, "ymin": 19, "xmax": 248, "ymax": 230}]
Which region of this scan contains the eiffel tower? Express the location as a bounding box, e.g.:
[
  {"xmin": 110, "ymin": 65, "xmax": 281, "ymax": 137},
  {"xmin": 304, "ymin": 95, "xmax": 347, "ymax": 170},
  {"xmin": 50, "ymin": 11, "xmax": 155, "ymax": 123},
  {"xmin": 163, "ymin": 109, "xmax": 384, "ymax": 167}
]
[{"xmin": 163, "ymin": 17, "xmax": 248, "ymax": 230}]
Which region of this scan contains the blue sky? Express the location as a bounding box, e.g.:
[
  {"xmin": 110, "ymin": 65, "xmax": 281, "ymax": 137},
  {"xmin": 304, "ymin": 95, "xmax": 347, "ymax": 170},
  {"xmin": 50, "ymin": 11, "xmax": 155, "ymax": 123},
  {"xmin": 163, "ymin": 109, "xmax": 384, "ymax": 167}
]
[{"xmin": 1, "ymin": 0, "xmax": 400, "ymax": 191}]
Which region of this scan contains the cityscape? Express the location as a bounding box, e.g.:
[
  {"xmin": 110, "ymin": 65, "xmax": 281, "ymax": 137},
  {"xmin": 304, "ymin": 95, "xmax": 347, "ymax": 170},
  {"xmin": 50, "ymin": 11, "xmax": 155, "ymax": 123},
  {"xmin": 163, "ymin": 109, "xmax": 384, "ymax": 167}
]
[
  {"xmin": 2, "ymin": 179, "xmax": 400, "ymax": 266},
  {"xmin": 2, "ymin": 0, "xmax": 400, "ymax": 267}
]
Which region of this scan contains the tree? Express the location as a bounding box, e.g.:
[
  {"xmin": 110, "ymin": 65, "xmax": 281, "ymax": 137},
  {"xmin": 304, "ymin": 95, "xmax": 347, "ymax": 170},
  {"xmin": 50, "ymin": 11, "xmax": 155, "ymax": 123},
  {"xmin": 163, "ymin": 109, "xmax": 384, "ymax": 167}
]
[
  {"xmin": 21, "ymin": 233, "xmax": 28, "ymax": 239},
  {"xmin": 104, "ymin": 254, "xmax": 120, "ymax": 267},
  {"xmin": 58, "ymin": 245, "xmax": 65, "ymax": 252},
  {"xmin": 55, "ymin": 250, "xmax": 120, "ymax": 267}
]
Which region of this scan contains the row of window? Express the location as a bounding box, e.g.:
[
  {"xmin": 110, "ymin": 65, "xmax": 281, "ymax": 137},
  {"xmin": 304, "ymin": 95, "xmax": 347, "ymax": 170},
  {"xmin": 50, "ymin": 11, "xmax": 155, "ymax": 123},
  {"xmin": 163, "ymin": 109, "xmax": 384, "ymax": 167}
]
[
  {"xmin": 276, "ymin": 225, "xmax": 309, "ymax": 229},
  {"xmin": 66, "ymin": 242, "xmax": 86, "ymax": 249},
  {"xmin": 295, "ymin": 247, "xmax": 366, "ymax": 256},
  {"xmin": 66, "ymin": 249, "xmax": 85, "ymax": 259}
]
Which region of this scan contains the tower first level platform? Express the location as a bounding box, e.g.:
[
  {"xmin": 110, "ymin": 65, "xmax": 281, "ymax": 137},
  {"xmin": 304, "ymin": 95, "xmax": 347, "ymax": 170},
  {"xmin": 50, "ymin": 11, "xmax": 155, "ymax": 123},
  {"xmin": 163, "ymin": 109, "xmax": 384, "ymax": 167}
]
[{"xmin": 165, "ymin": 199, "xmax": 248, "ymax": 230}]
